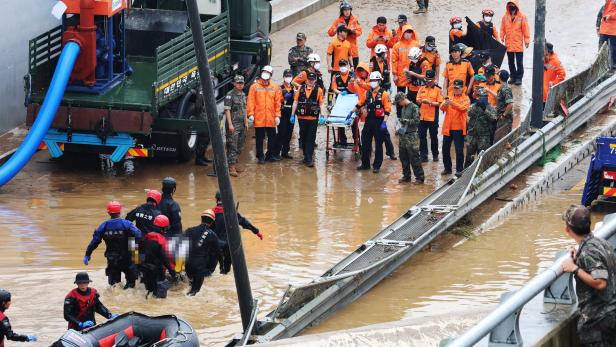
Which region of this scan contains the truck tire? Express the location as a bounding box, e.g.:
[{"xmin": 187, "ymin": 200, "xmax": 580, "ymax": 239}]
[{"xmin": 176, "ymin": 90, "xmax": 199, "ymax": 162}]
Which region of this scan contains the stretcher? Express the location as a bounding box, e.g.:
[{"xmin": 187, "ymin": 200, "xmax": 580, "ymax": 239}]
[{"xmin": 325, "ymin": 93, "xmax": 361, "ymax": 160}]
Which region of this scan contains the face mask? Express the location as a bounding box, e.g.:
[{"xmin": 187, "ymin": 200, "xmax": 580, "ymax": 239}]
[
  {"xmin": 403, "ymin": 33, "xmax": 412, "ymax": 40},
  {"xmin": 410, "ymin": 59, "xmax": 418, "ymax": 64},
  {"xmin": 261, "ymin": 72, "xmax": 271, "ymax": 80},
  {"xmin": 284, "ymin": 77, "xmax": 292, "ymax": 84},
  {"xmin": 454, "ymin": 23, "xmax": 463, "ymax": 29},
  {"xmin": 370, "ymin": 81, "xmax": 379, "ymax": 89},
  {"xmin": 340, "ymin": 66, "xmax": 349, "ymax": 73},
  {"xmin": 425, "ymin": 46, "xmax": 434, "ymax": 52},
  {"xmin": 314, "ymin": 63, "xmax": 321, "ymax": 70},
  {"xmin": 484, "ymin": 16, "xmax": 492, "ymax": 22}
]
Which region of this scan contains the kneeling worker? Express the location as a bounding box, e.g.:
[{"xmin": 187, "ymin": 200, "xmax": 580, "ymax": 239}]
[
  {"xmin": 0, "ymin": 289, "xmax": 37, "ymax": 344},
  {"xmin": 140, "ymin": 215, "xmax": 177, "ymax": 298},
  {"xmin": 184, "ymin": 209, "xmax": 222, "ymax": 296},
  {"xmin": 395, "ymin": 93, "xmax": 424, "ymax": 184},
  {"xmin": 64, "ymin": 272, "xmax": 118, "ymax": 331}
]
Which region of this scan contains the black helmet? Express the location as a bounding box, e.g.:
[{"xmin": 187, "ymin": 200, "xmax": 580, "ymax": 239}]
[
  {"xmin": 0, "ymin": 289, "xmax": 10, "ymax": 303},
  {"xmin": 162, "ymin": 177, "xmax": 176, "ymax": 193},
  {"xmin": 340, "ymin": 1, "xmax": 352, "ymax": 10},
  {"xmin": 74, "ymin": 272, "xmax": 92, "ymax": 284}
]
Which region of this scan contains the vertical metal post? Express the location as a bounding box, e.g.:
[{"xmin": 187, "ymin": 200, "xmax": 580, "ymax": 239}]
[
  {"xmin": 530, "ymin": 0, "xmax": 546, "ymax": 128},
  {"xmin": 185, "ymin": 0, "xmax": 254, "ymax": 331}
]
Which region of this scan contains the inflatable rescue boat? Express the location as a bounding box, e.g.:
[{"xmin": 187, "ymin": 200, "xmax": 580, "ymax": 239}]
[{"xmin": 52, "ymin": 312, "xmax": 199, "ymax": 347}]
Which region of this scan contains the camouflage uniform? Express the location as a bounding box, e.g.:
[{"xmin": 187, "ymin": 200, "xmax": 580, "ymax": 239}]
[
  {"xmin": 496, "ymin": 82, "xmax": 514, "ymax": 135},
  {"xmin": 288, "ymin": 45, "xmax": 314, "ymax": 77},
  {"xmin": 398, "ymin": 101, "xmax": 424, "ymax": 181},
  {"xmin": 465, "ymin": 103, "xmax": 496, "ymax": 168},
  {"xmin": 575, "ymin": 235, "xmax": 616, "ymax": 346},
  {"xmin": 224, "ymin": 89, "xmax": 247, "ymax": 165}
]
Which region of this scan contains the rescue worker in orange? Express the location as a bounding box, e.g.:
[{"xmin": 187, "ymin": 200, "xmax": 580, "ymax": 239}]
[
  {"xmin": 416, "ymin": 70, "xmax": 444, "ymax": 162},
  {"xmin": 391, "ymin": 14, "xmax": 408, "ymax": 46},
  {"xmin": 599, "ymin": 0, "xmax": 616, "ymax": 68},
  {"xmin": 477, "ymin": 8, "xmax": 499, "ymax": 41},
  {"xmin": 370, "ymin": 44, "xmax": 392, "ymax": 91},
  {"xmin": 441, "ymin": 79, "xmax": 470, "ymax": 177},
  {"xmin": 293, "ymin": 53, "xmax": 325, "ymax": 92},
  {"xmin": 247, "ymin": 65, "xmax": 282, "ymax": 164},
  {"xmin": 392, "ymin": 24, "xmax": 420, "ymax": 94},
  {"xmin": 354, "ymin": 71, "xmax": 392, "ymax": 173},
  {"xmin": 366, "ymin": 17, "xmax": 394, "ymax": 60},
  {"xmin": 291, "ymin": 71, "xmax": 325, "ymax": 167},
  {"xmin": 328, "ymin": 1, "xmax": 362, "ymax": 68},
  {"xmin": 543, "ymin": 42, "xmax": 566, "ymax": 104},
  {"xmin": 64, "ymin": 272, "xmax": 118, "ymax": 331},
  {"xmin": 327, "ymin": 26, "xmax": 353, "ymax": 79},
  {"xmin": 443, "ymin": 43, "xmax": 475, "ymax": 96},
  {"xmin": 500, "ymin": 0, "xmax": 530, "ymax": 85},
  {"xmin": 449, "ymin": 16, "xmax": 465, "ymax": 52},
  {"xmin": 422, "ymin": 36, "xmax": 442, "ymax": 78},
  {"xmin": 404, "ymin": 47, "xmax": 431, "ymax": 104},
  {"xmin": 348, "ymin": 62, "xmax": 371, "ymax": 146}
]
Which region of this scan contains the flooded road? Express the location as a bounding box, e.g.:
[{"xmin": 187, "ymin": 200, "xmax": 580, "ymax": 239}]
[{"xmin": 0, "ymin": 0, "xmax": 606, "ymax": 346}]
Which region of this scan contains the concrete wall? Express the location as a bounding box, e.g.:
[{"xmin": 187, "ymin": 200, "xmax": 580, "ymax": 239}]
[{"xmin": 0, "ymin": 0, "xmax": 59, "ymax": 133}]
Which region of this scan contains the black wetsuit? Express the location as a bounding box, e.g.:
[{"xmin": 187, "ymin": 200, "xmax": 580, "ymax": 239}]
[
  {"xmin": 213, "ymin": 205, "xmax": 259, "ymax": 274},
  {"xmin": 63, "ymin": 288, "xmax": 111, "ymax": 330},
  {"xmin": 184, "ymin": 224, "xmax": 222, "ymax": 294},
  {"xmin": 0, "ymin": 311, "xmax": 28, "ymax": 346},
  {"xmin": 159, "ymin": 194, "xmax": 182, "ymax": 236},
  {"xmin": 126, "ymin": 202, "xmax": 161, "ymax": 234}
]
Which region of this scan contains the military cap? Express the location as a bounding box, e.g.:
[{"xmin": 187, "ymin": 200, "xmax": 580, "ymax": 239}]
[
  {"xmin": 296, "ymin": 32, "xmax": 306, "ymax": 40},
  {"xmin": 233, "ymin": 75, "xmax": 245, "ymax": 83},
  {"xmin": 425, "ymin": 70, "xmax": 436, "ymax": 79},
  {"xmin": 394, "ymin": 92, "xmax": 407, "ymax": 104},
  {"xmin": 453, "ymin": 79, "xmax": 464, "ymax": 88},
  {"xmin": 485, "ymin": 66, "xmax": 496, "ymax": 76},
  {"xmin": 306, "ymin": 71, "xmax": 317, "ymax": 80}
]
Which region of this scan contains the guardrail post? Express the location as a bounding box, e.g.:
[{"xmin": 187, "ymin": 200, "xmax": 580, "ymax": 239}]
[
  {"xmin": 543, "ymin": 250, "xmax": 576, "ymax": 304},
  {"xmin": 488, "ymin": 291, "xmax": 522, "ymax": 347}
]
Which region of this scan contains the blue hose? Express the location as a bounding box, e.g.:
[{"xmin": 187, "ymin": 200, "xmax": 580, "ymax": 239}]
[{"xmin": 0, "ymin": 41, "xmax": 80, "ymax": 187}]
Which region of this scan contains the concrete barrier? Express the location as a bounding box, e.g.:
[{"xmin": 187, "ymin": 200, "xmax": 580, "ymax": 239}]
[{"xmin": 271, "ymin": 0, "xmax": 338, "ymax": 33}]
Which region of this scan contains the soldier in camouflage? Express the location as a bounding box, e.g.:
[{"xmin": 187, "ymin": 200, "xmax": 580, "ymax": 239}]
[
  {"xmin": 224, "ymin": 75, "xmax": 248, "ymax": 177},
  {"xmin": 395, "ymin": 93, "xmax": 424, "ymax": 184},
  {"xmin": 464, "ymin": 87, "xmax": 496, "ymax": 168},
  {"xmin": 496, "ymin": 70, "xmax": 514, "ymax": 136},
  {"xmin": 561, "ymin": 205, "xmax": 616, "ymax": 346},
  {"xmin": 288, "ymin": 32, "xmax": 314, "ymax": 76}
]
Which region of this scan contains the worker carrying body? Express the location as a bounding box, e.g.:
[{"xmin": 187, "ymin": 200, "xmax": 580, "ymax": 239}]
[
  {"xmin": 275, "ymin": 69, "xmax": 297, "ymax": 159},
  {"xmin": 395, "ymin": 93, "xmax": 424, "ymax": 184},
  {"xmin": 159, "ymin": 177, "xmax": 182, "ymax": 235},
  {"xmin": 184, "ymin": 209, "xmax": 222, "ymax": 296},
  {"xmin": 225, "ymin": 75, "xmax": 248, "ymax": 177},
  {"xmin": 543, "ymin": 42, "xmax": 566, "ymax": 104},
  {"xmin": 247, "ymin": 65, "xmax": 283, "ymax": 163},
  {"xmin": 140, "ymin": 215, "xmax": 177, "ymax": 299},
  {"xmin": 465, "ymin": 87, "xmax": 497, "ymax": 168},
  {"xmin": 84, "ymin": 201, "xmax": 142, "ymax": 288},
  {"xmin": 328, "ymin": 1, "xmax": 362, "ymax": 68},
  {"xmin": 126, "ymin": 190, "xmax": 162, "ymax": 234},
  {"xmin": 64, "ymin": 272, "xmax": 118, "ymax": 331},
  {"xmin": 212, "ymin": 192, "xmax": 262, "ymax": 275},
  {"xmin": 354, "ymin": 71, "xmax": 392, "ymax": 174},
  {"xmin": 0, "ymin": 289, "xmax": 36, "ymax": 346},
  {"xmin": 291, "ymin": 71, "xmax": 325, "ymax": 167}
]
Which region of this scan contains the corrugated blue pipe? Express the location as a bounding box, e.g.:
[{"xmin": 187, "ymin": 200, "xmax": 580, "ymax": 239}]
[{"xmin": 0, "ymin": 41, "xmax": 80, "ymax": 187}]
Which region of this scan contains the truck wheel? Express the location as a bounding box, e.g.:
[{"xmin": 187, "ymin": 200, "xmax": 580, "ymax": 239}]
[{"xmin": 176, "ymin": 90, "xmax": 199, "ymax": 162}]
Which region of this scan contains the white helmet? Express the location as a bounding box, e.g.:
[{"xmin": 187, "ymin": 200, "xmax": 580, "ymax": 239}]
[
  {"xmin": 374, "ymin": 44, "xmax": 388, "ymax": 55},
  {"xmin": 307, "ymin": 53, "xmax": 321, "ymax": 62},
  {"xmin": 369, "ymin": 71, "xmax": 383, "ymax": 80},
  {"xmin": 261, "ymin": 65, "xmax": 274, "ymax": 74},
  {"xmin": 408, "ymin": 47, "xmax": 422, "ymax": 60}
]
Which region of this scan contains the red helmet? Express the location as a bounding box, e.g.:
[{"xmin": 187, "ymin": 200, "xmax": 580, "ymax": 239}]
[
  {"xmin": 450, "ymin": 16, "xmax": 462, "ymax": 24},
  {"xmin": 154, "ymin": 215, "xmax": 170, "ymax": 228},
  {"xmin": 107, "ymin": 201, "xmax": 122, "ymax": 214},
  {"xmin": 201, "ymin": 209, "xmax": 216, "ymax": 221},
  {"xmin": 146, "ymin": 190, "xmax": 162, "ymax": 205},
  {"xmin": 482, "ymin": 8, "xmax": 494, "ymax": 16}
]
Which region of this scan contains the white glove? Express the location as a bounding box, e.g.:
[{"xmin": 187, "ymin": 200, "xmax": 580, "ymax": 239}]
[
  {"xmin": 275, "ymin": 117, "xmax": 280, "ymax": 126},
  {"xmin": 248, "ymin": 116, "xmax": 254, "ymax": 126}
]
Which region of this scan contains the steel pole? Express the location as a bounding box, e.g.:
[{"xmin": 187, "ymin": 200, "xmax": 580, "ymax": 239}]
[
  {"xmin": 185, "ymin": 0, "xmax": 254, "ymax": 331},
  {"xmin": 530, "ymin": 0, "xmax": 546, "ymax": 128}
]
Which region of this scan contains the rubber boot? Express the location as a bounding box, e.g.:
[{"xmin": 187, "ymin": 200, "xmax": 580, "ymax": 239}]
[{"xmin": 229, "ymin": 165, "xmax": 239, "ymax": 177}]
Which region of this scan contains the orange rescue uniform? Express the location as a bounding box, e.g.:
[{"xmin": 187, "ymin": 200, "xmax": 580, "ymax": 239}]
[
  {"xmin": 543, "ymin": 53, "xmax": 566, "ymax": 102},
  {"xmin": 366, "ymin": 25, "xmax": 395, "ymax": 59},
  {"xmin": 327, "ymin": 38, "xmax": 353, "ymax": 72},
  {"xmin": 391, "ymin": 24, "xmax": 421, "ymax": 88},
  {"xmin": 600, "ymin": 1, "xmax": 616, "ymax": 36},
  {"xmin": 500, "ymin": 0, "xmax": 531, "ymax": 53},
  {"xmin": 484, "ymin": 80, "xmax": 501, "ymax": 107},
  {"xmin": 328, "ymin": 16, "xmax": 363, "ymax": 58},
  {"xmin": 247, "ymin": 79, "xmax": 282, "ymax": 128},
  {"xmin": 443, "ymin": 59, "xmax": 475, "ymax": 93},
  {"xmin": 441, "ymin": 93, "xmax": 470, "ymax": 136},
  {"xmin": 293, "ymin": 86, "xmax": 324, "ymax": 120},
  {"xmin": 416, "ymin": 85, "xmax": 444, "ymax": 122}
]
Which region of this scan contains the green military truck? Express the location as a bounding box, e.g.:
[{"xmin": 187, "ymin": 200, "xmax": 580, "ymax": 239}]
[{"xmin": 24, "ymin": 0, "xmax": 271, "ymax": 162}]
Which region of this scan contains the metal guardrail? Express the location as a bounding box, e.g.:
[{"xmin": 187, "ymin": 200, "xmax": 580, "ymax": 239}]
[
  {"xmin": 251, "ymin": 45, "xmax": 615, "ymax": 344},
  {"xmin": 447, "ymin": 213, "xmax": 616, "ymax": 347}
]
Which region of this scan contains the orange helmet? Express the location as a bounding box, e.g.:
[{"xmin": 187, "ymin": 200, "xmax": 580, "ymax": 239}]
[
  {"xmin": 154, "ymin": 215, "xmax": 170, "ymax": 228},
  {"xmin": 146, "ymin": 190, "xmax": 162, "ymax": 205},
  {"xmin": 450, "ymin": 16, "xmax": 462, "ymax": 24},
  {"xmin": 482, "ymin": 8, "xmax": 494, "ymax": 16},
  {"xmin": 106, "ymin": 201, "xmax": 122, "ymax": 214},
  {"xmin": 201, "ymin": 209, "xmax": 216, "ymax": 221}
]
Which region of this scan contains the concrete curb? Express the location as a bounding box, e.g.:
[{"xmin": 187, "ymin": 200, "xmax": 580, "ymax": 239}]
[{"xmin": 271, "ymin": 0, "xmax": 337, "ymax": 33}]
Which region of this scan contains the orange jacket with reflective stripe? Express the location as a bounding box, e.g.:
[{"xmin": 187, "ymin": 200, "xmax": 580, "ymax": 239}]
[
  {"xmin": 366, "ymin": 25, "xmax": 395, "ymax": 59},
  {"xmin": 600, "ymin": 1, "xmax": 616, "ymax": 35},
  {"xmin": 543, "ymin": 53, "xmax": 566, "ymax": 102},
  {"xmin": 500, "ymin": 0, "xmax": 530, "ymax": 52},
  {"xmin": 328, "ymin": 16, "xmax": 363, "ymax": 57},
  {"xmin": 247, "ymin": 79, "xmax": 282, "ymax": 127},
  {"xmin": 391, "ymin": 25, "xmax": 420, "ymax": 87},
  {"xmin": 441, "ymin": 93, "xmax": 470, "ymax": 136},
  {"xmin": 416, "ymin": 85, "xmax": 444, "ymax": 122}
]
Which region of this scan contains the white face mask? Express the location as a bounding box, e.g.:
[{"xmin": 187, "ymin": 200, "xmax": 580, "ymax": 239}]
[
  {"xmin": 284, "ymin": 77, "xmax": 292, "ymax": 84},
  {"xmin": 340, "ymin": 66, "xmax": 349, "ymax": 73},
  {"xmin": 261, "ymin": 72, "xmax": 271, "ymax": 80},
  {"xmin": 454, "ymin": 23, "xmax": 463, "ymax": 29},
  {"xmin": 370, "ymin": 81, "xmax": 379, "ymax": 89},
  {"xmin": 313, "ymin": 63, "xmax": 321, "ymax": 70},
  {"xmin": 484, "ymin": 16, "xmax": 492, "ymax": 22}
]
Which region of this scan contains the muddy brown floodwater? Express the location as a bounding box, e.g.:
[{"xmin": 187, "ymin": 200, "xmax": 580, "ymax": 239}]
[{"xmin": 0, "ymin": 0, "xmax": 603, "ymax": 346}]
